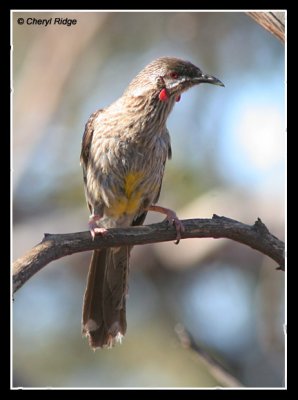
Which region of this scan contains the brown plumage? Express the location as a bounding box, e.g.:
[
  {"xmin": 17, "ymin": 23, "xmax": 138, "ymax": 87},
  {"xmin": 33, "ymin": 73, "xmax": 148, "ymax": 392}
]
[{"xmin": 80, "ymin": 57, "xmax": 224, "ymax": 349}]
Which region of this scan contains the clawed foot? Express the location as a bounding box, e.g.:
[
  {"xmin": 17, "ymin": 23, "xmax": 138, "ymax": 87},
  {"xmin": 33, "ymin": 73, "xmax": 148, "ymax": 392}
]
[
  {"xmin": 147, "ymin": 205, "xmax": 185, "ymax": 244},
  {"xmin": 88, "ymin": 215, "xmax": 108, "ymax": 240},
  {"xmin": 164, "ymin": 209, "xmax": 185, "ymax": 244}
]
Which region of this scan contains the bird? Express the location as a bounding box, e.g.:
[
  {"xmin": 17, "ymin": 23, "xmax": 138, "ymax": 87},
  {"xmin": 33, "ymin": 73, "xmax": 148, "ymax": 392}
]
[{"xmin": 80, "ymin": 56, "xmax": 224, "ymax": 349}]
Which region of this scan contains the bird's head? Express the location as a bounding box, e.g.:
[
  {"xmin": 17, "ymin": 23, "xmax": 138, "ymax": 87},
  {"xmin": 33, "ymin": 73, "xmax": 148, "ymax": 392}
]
[{"xmin": 126, "ymin": 57, "xmax": 224, "ymax": 103}]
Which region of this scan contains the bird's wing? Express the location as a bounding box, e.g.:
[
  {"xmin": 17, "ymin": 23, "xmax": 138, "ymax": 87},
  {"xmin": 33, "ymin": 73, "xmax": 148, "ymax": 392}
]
[
  {"xmin": 168, "ymin": 142, "xmax": 172, "ymax": 160},
  {"xmin": 132, "ymin": 211, "xmax": 147, "ymax": 226},
  {"xmin": 80, "ymin": 109, "xmax": 103, "ymax": 172},
  {"xmin": 151, "ymin": 134, "xmax": 172, "ymax": 206},
  {"xmin": 80, "ymin": 109, "xmax": 103, "ymax": 213}
]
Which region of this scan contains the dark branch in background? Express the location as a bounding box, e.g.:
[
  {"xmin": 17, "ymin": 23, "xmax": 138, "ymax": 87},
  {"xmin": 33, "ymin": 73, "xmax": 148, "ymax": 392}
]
[
  {"xmin": 13, "ymin": 215, "xmax": 285, "ymax": 293},
  {"xmin": 247, "ymin": 11, "xmax": 285, "ymax": 43},
  {"xmin": 175, "ymin": 324, "xmax": 243, "ymax": 387}
]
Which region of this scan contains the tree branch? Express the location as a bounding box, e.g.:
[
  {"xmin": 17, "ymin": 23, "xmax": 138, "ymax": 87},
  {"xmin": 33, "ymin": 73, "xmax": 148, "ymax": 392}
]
[
  {"xmin": 175, "ymin": 324, "xmax": 243, "ymax": 387},
  {"xmin": 13, "ymin": 215, "xmax": 284, "ymax": 293},
  {"xmin": 247, "ymin": 11, "xmax": 285, "ymax": 43}
]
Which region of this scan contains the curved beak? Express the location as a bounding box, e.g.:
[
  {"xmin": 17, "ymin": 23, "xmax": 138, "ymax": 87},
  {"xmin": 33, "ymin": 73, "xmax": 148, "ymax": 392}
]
[{"xmin": 192, "ymin": 73, "xmax": 224, "ymax": 87}]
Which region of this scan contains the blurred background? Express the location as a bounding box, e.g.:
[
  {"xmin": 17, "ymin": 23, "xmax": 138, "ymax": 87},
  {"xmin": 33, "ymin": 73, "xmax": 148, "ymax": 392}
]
[{"xmin": 12, "ymin": 11, "xmax": 285, "ymax": 388}]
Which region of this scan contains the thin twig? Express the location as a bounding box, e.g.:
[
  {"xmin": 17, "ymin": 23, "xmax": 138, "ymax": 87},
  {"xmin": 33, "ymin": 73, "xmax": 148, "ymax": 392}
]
[{"xmin": 175, "ymin": 324, "xmax": 244, "ymax": 387}]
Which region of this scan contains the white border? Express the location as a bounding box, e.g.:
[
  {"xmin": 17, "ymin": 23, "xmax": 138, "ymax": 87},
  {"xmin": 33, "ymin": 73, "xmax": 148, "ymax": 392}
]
[{"xmin": 10, "ymin": 9, "xmax": 287, "ymax": 391}]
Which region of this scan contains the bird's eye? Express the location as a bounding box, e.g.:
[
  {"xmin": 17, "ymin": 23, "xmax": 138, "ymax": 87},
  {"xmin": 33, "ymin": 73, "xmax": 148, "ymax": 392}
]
[{"xmin": 169, "ymin": 71, "xmax": 179, "ymax": 79}]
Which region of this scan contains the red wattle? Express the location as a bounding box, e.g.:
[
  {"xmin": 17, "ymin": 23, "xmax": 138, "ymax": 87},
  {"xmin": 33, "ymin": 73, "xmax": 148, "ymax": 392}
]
[
  {"xmin": 159, "ymin": 88, "xmax": 168, "ymax": 102},
  {"xmin": 175, "ymin": 95, "xmax": 181, "ymax": 102}
]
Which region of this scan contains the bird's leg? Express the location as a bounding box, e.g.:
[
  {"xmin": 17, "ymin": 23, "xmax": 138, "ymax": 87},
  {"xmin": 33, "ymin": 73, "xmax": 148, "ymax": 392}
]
[
  {"xmin": 88, "ymin": 214, "xmax": 108, "ymax": 240},
  {"xmin": 147, "ymin": 205, "xmax": 185, "ymax": 244}
]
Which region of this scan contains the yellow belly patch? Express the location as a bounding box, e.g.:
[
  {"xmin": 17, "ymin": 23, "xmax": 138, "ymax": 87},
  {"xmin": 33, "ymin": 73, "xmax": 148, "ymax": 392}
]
[
  {"xmin": 107, "ymin": 172, "xmax": 144, "ymax": 217},
  {"xmin": 124, "ymin": 171, "xmax": 144, "ymax": 198}
]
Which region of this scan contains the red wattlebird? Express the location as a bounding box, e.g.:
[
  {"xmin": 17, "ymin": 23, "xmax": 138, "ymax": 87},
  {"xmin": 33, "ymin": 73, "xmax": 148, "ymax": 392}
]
[{"xmin": 80, "ymin": 57, "xmax": 224, "ymax": 349}]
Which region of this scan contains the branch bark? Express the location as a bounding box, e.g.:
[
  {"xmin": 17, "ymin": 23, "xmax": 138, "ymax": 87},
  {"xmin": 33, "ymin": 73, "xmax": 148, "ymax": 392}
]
[
  {"xmin": 13, "ymin": 215, "xmax": 285, "ymax": 293},
  {"xmin": 247, "ymin": 11, "xmax": 285, "ymax": 43}
]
